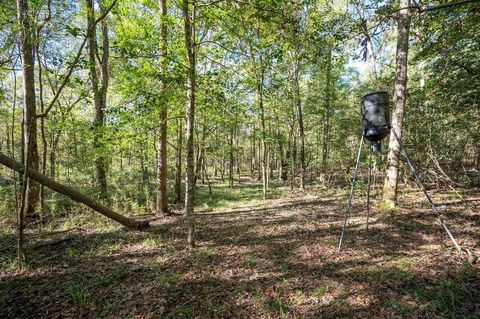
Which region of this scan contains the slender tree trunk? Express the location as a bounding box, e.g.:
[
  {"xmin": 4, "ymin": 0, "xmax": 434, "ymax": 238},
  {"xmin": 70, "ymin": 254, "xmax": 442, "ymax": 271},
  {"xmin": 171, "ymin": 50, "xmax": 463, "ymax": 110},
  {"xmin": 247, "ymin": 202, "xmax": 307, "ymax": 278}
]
[
  {"xmin": 156, "ymin": 0, "xmax": 169, "ymax": 215},
  {"xmin": 195, "ymin": 120, "xmax": 206, "ymax": 185},
  {"xmin": 195, "ymin": 145, "xmax": 203, "ymax": 184},
  {"xmin": 17, "ymin": 0, "xmax": 39, "ymax": 219},
  {"xmin": 322, "ymin": 49, "xmax": 332, "ymax": 175},
  {"xmin": 10, "ymin": 70, "xmax": 19, "ymax": 214},
  {"xmin": 290, "ymin": 107, "xmax": 297, "ymax": 190},
  {"xmin": 382, "ymin": 0, "xmax": 411, "ymax": 208},
  {"xmin": 174, "ymin": 118, "xmax": 183, "ymax": 203},
  {"xmin": 99, "ymin": 6, "xmax": 110, "ymax": 192},
  {"xmin": 183, "ymin": 0, "xmax": 196, "ymax": 248},
  {"xmin": 256, "ymin": 138, "xmax": 262, "ymax": 181},
  {"xmin": 278, "ymin": 139, "xmax": 287, "ymax": 181},
  {"xmin": 257, "ymin": 70, "xmax": 268, "ymax": 199},
  {"xmin": 36, "ymin": 23, "xmax": 48, "ymax": 218},
  {"xmin": 50, "ymin": 132, "xmax": 60, "ymax": 179},
  {"xmin": 202, "ymin": 157, "xmax": 212, "ymax": 196},
  {"xmin": 16, "ymin": 0, "xmax": 38, "ymax": 261},
  {"xmin": 229, "ymin": 125, "xmax": 234, "ymax": 187},
  {"xmin": 250, "ymin": 135, "xmax": 255, "ymax": 179},
  {"xmin": 291, "ymin": 135, "xmax": 297, "ymax": 190},
  {"xmin": 293, "ymin": 58, "xmax": 305, "ymax": 189},
  {"xmin": 235, "ymin": 125, "xmax": 241, "ymax": 181},
  {"xmin": 87, "ymin": 0, "xmax": 108, "ymax": 199},
  {"xmin": 220, "ymin": 147, "xmax": 225, "ymax": 182}
]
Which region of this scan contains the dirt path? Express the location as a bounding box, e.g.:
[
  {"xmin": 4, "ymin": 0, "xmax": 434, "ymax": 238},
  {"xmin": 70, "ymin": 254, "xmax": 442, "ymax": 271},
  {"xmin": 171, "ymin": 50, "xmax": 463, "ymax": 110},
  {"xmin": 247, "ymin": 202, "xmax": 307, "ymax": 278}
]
[{"xmin": 1, "ymin": 187, "xmax": 479, "ymax": 318}]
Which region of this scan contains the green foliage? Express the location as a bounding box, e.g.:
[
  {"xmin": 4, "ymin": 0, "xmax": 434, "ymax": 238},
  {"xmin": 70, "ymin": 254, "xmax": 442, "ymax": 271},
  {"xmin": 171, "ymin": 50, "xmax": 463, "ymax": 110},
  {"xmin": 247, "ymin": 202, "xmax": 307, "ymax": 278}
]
[
  {"xmin": 66, "ymin": 280, "xmax": 89, "ymax": 306},
  {"xmin": 156, "ymin": 271, "xmax": 181, "ymax": 288},
  {"xmin": 192, "ymin": 247, "xmax": 216, "ymax": 264},
  {"xmin": 312, "ymin": 285, "xmax": 329, "ymax": 298}
]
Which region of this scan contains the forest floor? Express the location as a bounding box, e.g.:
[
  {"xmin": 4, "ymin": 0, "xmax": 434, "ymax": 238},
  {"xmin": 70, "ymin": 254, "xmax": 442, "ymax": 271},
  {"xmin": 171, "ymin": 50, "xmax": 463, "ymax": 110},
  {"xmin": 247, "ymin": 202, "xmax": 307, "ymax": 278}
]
[{"xmin": 1, "ymin": 181, "xmax": 479, "ymax": 318}]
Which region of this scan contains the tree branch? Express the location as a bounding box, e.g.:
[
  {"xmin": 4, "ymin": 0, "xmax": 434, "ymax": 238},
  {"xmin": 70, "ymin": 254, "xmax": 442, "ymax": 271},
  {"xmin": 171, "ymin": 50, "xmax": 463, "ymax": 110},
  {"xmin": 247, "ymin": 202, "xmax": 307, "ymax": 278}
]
[{"xmin": 36, "ymin": 0, "xmax": 119, "ymax": 119}]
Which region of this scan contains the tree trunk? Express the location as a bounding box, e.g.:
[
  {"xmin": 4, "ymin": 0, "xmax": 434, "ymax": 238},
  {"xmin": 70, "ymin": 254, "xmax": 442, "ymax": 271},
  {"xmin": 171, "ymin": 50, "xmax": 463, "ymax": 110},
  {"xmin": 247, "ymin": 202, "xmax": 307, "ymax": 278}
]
[
  {"xmin": 35, "ymin": 23, "xmax": 48, "ymax": 218},
  {"xmin": 382, "ymin": 0, "xmax": 411, "ymax": 208},
  {"xmin": 290, "ymin": 107, "xmax": 297, "ymax": 190},
  {"xmin": 183, "ymin": 0, "xmax": 196, "ymax": 248},
  {"xmin": 229, "ymin": 125, "xmax": 234, "ymax": 187},
  {"xmin": 250, "ymin": 135, "xmax": 255, "ymax": 179},
  {"xmin": 257, "ymin": 71, "xmax": 268, "ymax": 199},
  {"xmin": 195, "ymin": 145, "xmax": 203, "ymax": 184},
  {"xmin": 290, "ymin": 134, "xmax": 297, "ymax": 190},
  {"xmin": 17, "ymin": 0, "xmax": 39, "ymax": 218},
  {"xmin": 0, "ymin": 152, "xmax": 148, "ymax": 229},
  {"xmin": 322, "ymin": 48, "xmax": 332, "ymax": 174},
  {"xmin": 293, "ymin": 57, "xmax": 305, "ymax": 189},
  {"xmin": 220, "ymin": 147, "xmax": 225, "ymax": 182},
  {"xmin": 156, "ymin": 0, "xmax": 169, "ymax": 215},
  {"xmin": 87, "ymin": 0, "xmax": 108, "ymax": 199},
  {"xmin": 174, "ymin": 118, "xmax": 183, "ymax": 203}
]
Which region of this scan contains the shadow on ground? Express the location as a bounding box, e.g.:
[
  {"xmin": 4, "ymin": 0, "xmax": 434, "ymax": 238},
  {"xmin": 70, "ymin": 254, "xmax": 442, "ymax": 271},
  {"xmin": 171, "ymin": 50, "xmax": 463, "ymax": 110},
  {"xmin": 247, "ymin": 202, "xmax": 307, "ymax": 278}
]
[{"xmin": 1, "ymin": 186, "xmax": 479, "ymax": 318}]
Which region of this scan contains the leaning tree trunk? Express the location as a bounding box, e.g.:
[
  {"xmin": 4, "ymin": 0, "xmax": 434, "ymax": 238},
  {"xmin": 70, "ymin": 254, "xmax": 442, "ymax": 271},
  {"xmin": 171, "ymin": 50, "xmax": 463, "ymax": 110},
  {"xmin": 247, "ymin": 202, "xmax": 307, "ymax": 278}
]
[
  {"xmin": 17, "ymin": 0, "xmax": 39, "ymax": 219},
  {"xmin": 0, "ymin": 152, "xmax": 148, "ymax": 229},
  {"xmin": 156, "ymin": 0, "xmax": 170, "ymax": 215},
  {"xmin": 87, "ymin": 0, "xmax": 108, "ymax": 199},
  {"xmin": 183, "ymin": 0, "xmax": 196, "ymax": 248},
  {"xmin": 382, "ymin": 0, "xmax": 411, "ymax": 208}
]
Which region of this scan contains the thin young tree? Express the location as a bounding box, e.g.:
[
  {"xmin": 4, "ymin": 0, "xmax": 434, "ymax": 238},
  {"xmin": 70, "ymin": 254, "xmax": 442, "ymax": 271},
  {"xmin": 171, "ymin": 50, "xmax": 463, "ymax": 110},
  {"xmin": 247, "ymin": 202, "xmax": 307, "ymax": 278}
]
[
  {"xmin": 156, "ymin": 0, "xmax": 170, "ymax": 215},
  {"xmin": 322, "ymin": 48, "xmax": 332, "ymax": 175},
  {"xmin": 174, "ymin": 118, "xmax": 183, "ymax": 204},
  {"xmin": 183, "ymin": 0, "xmax": 196, "ymax": 248},
  {"xmin": 17, "ymin": 0, "xmax": 39, "ymax": 219},
  {"xmin": 16, "ymin": 0, "xmax": 38, "ymax": 261},
  {"xmin": 86, "ymin": 0, "xmax": 108, "ymax": 199}
]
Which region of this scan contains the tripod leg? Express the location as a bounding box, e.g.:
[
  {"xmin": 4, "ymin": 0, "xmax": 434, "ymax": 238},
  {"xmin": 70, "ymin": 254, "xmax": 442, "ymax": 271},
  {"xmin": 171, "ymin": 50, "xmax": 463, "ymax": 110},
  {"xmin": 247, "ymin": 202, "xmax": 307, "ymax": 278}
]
[
  {"xmin": 366, "ymin": 151, "xmax": 372, "ymax": 232},
  {"xmin": 337, "ymin": 134, "xmax": 364, "ymax": 253},
  {"xmin": 391, "ymin": 128, "xmax": 461, "ymax": 252}
]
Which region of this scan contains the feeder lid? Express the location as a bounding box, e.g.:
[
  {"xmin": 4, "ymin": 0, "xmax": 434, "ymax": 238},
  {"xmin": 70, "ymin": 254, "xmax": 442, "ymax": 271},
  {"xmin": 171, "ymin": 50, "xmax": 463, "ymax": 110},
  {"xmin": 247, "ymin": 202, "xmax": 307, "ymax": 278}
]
[{"xmin": 361, "ymin": 90, "xmax": 389, "ymax": 100}]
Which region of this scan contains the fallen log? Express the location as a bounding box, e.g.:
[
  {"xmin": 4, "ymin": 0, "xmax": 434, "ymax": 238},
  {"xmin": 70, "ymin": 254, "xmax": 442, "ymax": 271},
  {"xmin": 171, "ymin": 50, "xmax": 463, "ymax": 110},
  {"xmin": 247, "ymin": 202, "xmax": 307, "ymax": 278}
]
[{"xmin": 0, "ymin": 152, "xmax": 149, "ymax": 229}]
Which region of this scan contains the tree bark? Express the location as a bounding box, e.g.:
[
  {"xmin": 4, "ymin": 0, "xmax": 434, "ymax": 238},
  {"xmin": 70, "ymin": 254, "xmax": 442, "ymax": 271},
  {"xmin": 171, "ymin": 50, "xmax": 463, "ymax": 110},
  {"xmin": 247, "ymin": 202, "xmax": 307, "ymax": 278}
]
[
  {"xmin": 183, "ymin": 0, "xmax": 196, "ymax": 248},
  {"xmin": 289, "ymin": 106, "xmax": 297, "ymax": 190},
  {"xmin": 322, "ymin": 49, "xmax": 332, "ymax": 175},
  {"xmin": 293, "ymin": 57, "xmax": 305, "ymax": 189},
  {"xmin": 250, "ymin": 134, "xmax": 255, "ymax": 179},
  {"xmin": 156, "ymin": 0, "xmax": 170, "ymax": 215},
  {"xmin": 382, "ymin": 0, "xmax": 411, "ymax": 208},
  {"xmin": 17, "ymin": 0, "xmax": 39, "ymax": 218},
  {"xmin": 0, "ymin": 152, "xmax": 148, "ymax": 229},
  {"xmin": 174, "ymin": 118, "xmax": 183, "ymax": 203},
  {"xmin": 87, "ymin": 0, "xmax": 108, "ymax": 199},
  {"xmin": 229, "ymin": 124, "xmax": 234, "ymax": 187},
  {"xmin": 257, "ymin": 70, "xmax": 268, "ymax": 199}
]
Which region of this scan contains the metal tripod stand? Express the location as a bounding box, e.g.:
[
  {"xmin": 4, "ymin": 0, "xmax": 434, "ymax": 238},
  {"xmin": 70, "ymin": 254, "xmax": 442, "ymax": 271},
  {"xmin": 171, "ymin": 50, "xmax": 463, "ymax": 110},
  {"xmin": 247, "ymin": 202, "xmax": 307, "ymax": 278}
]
[{"xmin": 337, "ymin": 127, "xmax": 461, "ymax": 253}]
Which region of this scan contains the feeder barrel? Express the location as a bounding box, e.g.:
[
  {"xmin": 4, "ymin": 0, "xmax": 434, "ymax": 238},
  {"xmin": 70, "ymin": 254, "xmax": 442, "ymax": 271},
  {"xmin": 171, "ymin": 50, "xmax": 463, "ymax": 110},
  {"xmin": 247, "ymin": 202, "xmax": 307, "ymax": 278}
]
[{"xmin": 362, "ymin": 91, "xmax": 390, "ymax": 142}]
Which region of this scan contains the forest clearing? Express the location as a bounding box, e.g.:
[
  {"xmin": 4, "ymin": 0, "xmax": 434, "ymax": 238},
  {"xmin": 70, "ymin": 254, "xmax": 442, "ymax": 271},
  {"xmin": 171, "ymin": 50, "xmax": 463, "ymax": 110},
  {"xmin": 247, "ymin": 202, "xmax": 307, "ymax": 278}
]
[{"xmin": 1, "ymin": 0, "xmax": 479, "ymax": 318}]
